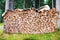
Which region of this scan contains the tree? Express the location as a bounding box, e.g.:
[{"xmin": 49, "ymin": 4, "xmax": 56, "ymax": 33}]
[
  {"xmin": 5, "ymin": 0, "xmax": 9, "ymax": 12},
  {"xmin": 23, "ymin": 0, "xmax": 25, "ymax": 9},
  {"xmin": 14, "ymin": 0, "xmax": 23, "ymax": 9},
  {"xmin": 5, "ymin": 0, "xmax": 14, "ymax": 12},
  {"xmin": 9, "ymin": 0, "xmax": 14, "ymax": 10},
  {"xmin": 56, "ymin": 0, "xmax": 60, "ymax": 11}
]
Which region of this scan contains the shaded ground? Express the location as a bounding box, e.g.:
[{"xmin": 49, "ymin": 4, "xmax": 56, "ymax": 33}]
[{"xmin": 0, "ymin": 23, "xmax": 60, "ymax": 40}]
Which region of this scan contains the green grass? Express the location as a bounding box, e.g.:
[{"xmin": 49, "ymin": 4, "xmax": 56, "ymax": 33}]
[
  {"xmin": 0, "ymin": 23, "xmax": 4, "ymax": 27},
  {"xmin": 0, "ymin": 23, "xmax": 60, "ymax": 40},
  {"xmin": 0, "ymin": 30, "xmax": 60, "ymax": 40}
]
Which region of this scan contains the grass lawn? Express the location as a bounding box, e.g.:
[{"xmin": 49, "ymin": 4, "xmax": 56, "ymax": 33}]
[
  {"xmin": 0, "ymin": 23, "xmax": 60, "ymax": 40},
  {"xmin": 0, "ymin": 23, "xmax": 4, "ymax": 27}
]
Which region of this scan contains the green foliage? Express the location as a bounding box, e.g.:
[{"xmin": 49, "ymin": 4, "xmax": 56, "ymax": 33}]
[
  {"xmin": 0, "ymin": 0, "xmax": 5, "ymax": 11},
  {"xmin": 0, "ymin": 9, "xmax": 3, "ymax": 23},
  {"xmin": 0, "ymin": 0, "xmax": 5, "ymax": 23},
  {"xmin": 14, "ymin": 0, "xmax": 23, "ymax": 9},
  {"xmin": 46, "ymin": 0, "xmax": 52, "ymax": 8}
]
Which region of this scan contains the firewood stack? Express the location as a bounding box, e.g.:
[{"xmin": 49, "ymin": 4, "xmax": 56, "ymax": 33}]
[{"xmin": 3, "ymin": 8, "xmax": 59, "ymax": 34}]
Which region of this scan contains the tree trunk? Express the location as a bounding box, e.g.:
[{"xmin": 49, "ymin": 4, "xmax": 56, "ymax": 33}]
[
  {"xmin": 9, "ymin": 0, "xmax": 14, "ymax": 10},
  {"xmin": 23, "ymin": 0, "xmax": 25, "ymax": 9},
  {"xmin": 56, "ymin": 0, "xmax": 60, "ymax": 11},
  {"xmin": 52, "ymin": 0, "xmax": 54, "ymax": 8},
  {"xmin": 5, "ymin": 0, "xmax": 9, "ymax": 12},
  {"xmin": 56, "ymin": 0, "xmax": 60, "ymax": 28},
  {"xmin": 31, "ymin": 0, "xmax": 35, "ymax": 8},
  {"xmin": 39, "ymin": 0, "xmax": 40, "ymax": 8}
]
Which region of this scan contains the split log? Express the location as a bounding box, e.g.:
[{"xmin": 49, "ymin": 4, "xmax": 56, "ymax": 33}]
[{"xmin": 3, "ymin": 8, "xmax": 59, "ymax": 34}]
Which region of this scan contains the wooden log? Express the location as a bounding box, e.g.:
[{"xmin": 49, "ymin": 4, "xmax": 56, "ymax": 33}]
[{"xmin": 4, "ymin": 8, "xmax": 59, "ymax": 34}]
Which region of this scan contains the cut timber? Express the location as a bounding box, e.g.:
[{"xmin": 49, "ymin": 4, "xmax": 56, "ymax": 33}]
[{"xmin": 3, "ymin": 8, "xmax": 59, "ymax": 34}]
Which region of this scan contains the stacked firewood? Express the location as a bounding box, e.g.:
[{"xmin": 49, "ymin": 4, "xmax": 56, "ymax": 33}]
[{"xmin": 3, "ymin": 8, "xmax": 59, "ymax": 34}]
